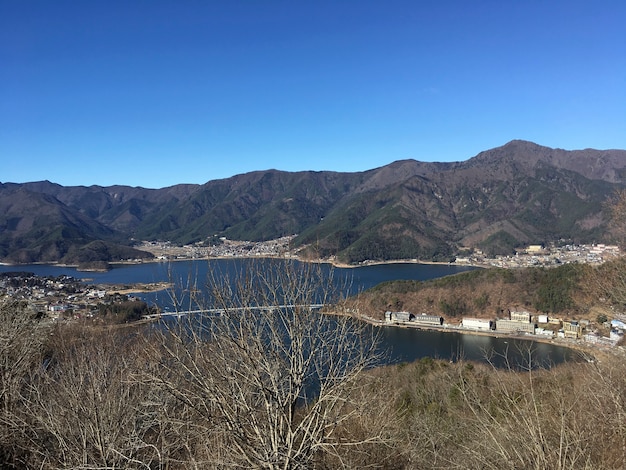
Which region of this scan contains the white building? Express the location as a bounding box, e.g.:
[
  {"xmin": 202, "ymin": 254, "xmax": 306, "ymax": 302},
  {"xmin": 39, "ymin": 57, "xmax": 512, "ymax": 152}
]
[
  {"xmin": 462, "ymin": 318, "xmax": 493, "ymax": 331},
  {"xmin": 413, "ymin": 314, "xmax": 444, "ymax": 326}
]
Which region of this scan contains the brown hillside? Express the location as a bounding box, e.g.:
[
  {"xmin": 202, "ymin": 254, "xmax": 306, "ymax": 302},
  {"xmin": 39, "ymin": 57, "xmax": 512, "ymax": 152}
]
[{"xmin": 354, "ymin": 263, "xmax": 605, "ymax": 324}]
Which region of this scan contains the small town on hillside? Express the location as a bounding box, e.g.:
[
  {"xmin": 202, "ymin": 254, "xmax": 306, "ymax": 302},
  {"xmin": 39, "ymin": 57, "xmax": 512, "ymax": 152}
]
[
  {"xmin": 2, "ymin": 238, "xmax": 624, "ymax": 355},
  {"xmin": 460, "ymin": 243, "xmax": 621, "ymax": 268},
  {"xmin": 137, "ymin": 237, "xmax": 621, "ymax": 268},
  {"xmin": 0, "ymin": 272, "xmax": 165, "ymax": 323}
]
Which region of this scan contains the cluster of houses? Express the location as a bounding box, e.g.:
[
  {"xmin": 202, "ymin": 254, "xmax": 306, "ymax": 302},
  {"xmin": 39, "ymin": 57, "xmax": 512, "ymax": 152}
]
[
  {"xmin": 0, "ymin": 272, "xmax": 133, "ymax": 320},
  {"xmin": 141, "ymin": 235, "xmax": 297, "ymax": 261},
  {"xmin": 385, "ymin": 311, "xmax": 444, "ymax": 326},
  {"xmin": 584, "ymin": 318, "xmax": 626, "ymax": 347},
  {"xmin": 385, "ymin": 308, "xmax": 625, "ymax": 347},
  {"xmin": 460, "ymin": 310, "xmax": 585, "ymax": 339},
  {"xmin": 457, "ymin": 243, "xmax": 621, "ymax": 268}
]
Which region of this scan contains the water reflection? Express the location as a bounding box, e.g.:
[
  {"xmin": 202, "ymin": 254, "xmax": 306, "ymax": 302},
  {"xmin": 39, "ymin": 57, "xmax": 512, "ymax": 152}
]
[{"xmin": 377, "ymin": 326, "xmax": 582, "ymax": 369}]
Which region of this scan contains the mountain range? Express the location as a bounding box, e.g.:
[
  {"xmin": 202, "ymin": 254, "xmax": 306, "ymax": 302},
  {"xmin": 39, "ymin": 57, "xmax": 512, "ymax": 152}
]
[{"xmin": 1, "ymin": 140, "xmax": 625, "ymax": 265}]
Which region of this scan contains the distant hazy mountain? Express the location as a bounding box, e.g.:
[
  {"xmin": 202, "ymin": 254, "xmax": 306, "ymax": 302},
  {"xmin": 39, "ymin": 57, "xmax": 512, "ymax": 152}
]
[{"xmin": 2, "ymin": 140, "xmax": 624, "ymax": 264}]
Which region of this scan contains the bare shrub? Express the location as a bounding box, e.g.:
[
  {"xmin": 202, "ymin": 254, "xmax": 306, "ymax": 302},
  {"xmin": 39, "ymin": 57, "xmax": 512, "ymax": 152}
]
[
  {"xmin": 24, "ymin": 325, "xmax": 162, "ymax": 469},
  {"xmin": 377, "ymin": 346, "xmax": 626, "ymax": 470},
  {"xmin": 142, "ymin": 260, "xmax": 390, "ymax": 469},
  {"xmin": 0, "ymin": 300, "xmax": 50, "ymax": 467}
]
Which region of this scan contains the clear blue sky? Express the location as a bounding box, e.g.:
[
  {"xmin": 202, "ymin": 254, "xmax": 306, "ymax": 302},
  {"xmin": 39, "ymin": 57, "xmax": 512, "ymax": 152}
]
[{"xmin": 2, "ymin": 1, "xmax": 625, "ymax": 188}]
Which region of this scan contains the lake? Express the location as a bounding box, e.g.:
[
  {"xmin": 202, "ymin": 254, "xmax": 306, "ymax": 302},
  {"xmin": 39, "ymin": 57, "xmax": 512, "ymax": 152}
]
[
  {"xmin": 0, "ymin": 258, "xmax": 474, "ymax": 291},
  {"xmin": 0, "ymin": 259, "xmax": 582, "ymax": 367}
]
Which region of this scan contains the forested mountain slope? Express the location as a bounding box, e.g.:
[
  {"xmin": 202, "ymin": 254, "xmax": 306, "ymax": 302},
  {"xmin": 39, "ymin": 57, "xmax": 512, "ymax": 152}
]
[{"xmin": 1, "ymin": 140, "xmax": 624, "ymax": 263}]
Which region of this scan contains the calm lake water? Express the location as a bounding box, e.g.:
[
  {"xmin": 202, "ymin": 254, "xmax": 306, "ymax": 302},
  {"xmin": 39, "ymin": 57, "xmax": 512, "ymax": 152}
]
[
  {"xmin": 0, "ymin": 259, "xmax": 582, "ymax": 368},
  {"xmin": 0, "ymin": 259, "xmax": 473, "ymax": 291}
]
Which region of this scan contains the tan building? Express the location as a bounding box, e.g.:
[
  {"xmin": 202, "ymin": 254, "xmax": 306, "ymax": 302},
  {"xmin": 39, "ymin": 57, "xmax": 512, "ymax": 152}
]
[
  {"xmin": 562, "ymin": 320, "xmax": 583, "ymax": 339},
  {"xmin": 510, "ymin": 310, "xmax": 531, "ymax": 322},
  {"xmin": 496, "ymin": 319, "xmax": 536, "ymax": 334},
  {"xmin": 496, "ymin": 319, "xmax": 535, "ymax": 334}
]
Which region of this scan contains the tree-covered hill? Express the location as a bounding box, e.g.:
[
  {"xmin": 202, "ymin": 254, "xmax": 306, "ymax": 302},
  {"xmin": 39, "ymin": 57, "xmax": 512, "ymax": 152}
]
[
  {"xmin": 354, "ymin": 259, "xmax": 626, "ymax": 326},
  {"xmin": 2, "ymin": 140, "xmax": 625, "ymax": 264}
]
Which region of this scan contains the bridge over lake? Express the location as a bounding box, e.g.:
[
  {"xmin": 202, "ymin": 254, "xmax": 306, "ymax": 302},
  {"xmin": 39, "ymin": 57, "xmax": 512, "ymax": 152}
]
[{"xmin": 142, "ymin": 303, "xmax": 325, "ymax": 320}]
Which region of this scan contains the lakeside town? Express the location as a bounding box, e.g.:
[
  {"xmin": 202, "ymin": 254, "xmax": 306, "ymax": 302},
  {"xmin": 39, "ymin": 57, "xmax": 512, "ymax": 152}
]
[
  {"xmin": 0, "ymin": 272, "xmax": 166, "ymax": 322},
  {"xmin": 3, "ymin": 268, "xmax": 625, "ymax": 363},
  {"xmin": 137, "ymin": 237, "xmax": 621, "ymax": 268},
  {"xmin": 378, "ymin": 308, "xmax": 626, "ymax": 358},
  {"xmin": 2, "ymin": 238, "xmax": 625, "ymax": 359}
]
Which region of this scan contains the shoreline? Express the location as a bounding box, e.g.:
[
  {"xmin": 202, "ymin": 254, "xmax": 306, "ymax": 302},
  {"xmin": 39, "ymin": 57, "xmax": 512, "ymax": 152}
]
[
  {"xmin": 345, "ymin": 312, "xmax": 623, "ymax": 363},
  {"xmin": 116, "ymin": 307, "xmax": 621, "ymax": 366},
  {"xmin": 0, "ymin": 255, "xmax": 481, "ymax": 272},
  {"xmin": 4, "ymin": 257, "xmax": 622, "ymax": 363},
  {"xmin": 104, "ymin": 282, "xmax": 173, "ymax": 295}
]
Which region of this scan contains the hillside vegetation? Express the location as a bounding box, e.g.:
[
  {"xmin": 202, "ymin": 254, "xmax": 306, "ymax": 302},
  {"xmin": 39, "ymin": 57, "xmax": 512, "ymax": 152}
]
[
  {"xmin": 355, "ymin": 260, "xmax": 623, "ymax": 326},
  {"xmin": 2, "ymin": 140, "xmax": 625, "ymax": 263},
  {"xmin": 2, "ymin": 299, "xmax": 626, "ymax": 469}
]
